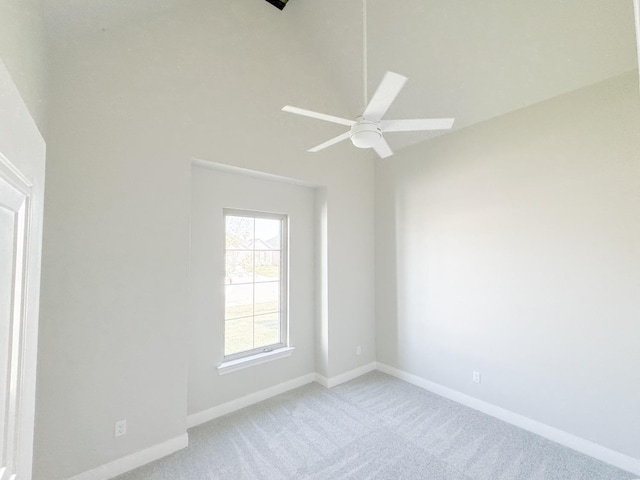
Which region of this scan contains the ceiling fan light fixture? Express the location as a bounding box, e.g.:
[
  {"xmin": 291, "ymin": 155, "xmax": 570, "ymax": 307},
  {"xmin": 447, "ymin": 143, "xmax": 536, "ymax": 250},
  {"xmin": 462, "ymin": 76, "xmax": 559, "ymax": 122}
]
[{"xmin": 350, "ymin": 122, "xmax": 382, "ymax": 149}]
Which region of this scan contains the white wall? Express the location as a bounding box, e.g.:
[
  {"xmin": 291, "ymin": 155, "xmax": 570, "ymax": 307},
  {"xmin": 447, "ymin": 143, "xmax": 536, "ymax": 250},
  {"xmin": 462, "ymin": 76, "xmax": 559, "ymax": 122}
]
[
  {"xmin": 376, "ymin": 71, "xmax": 640, "ymax": 460},
  {"xmin": 0, "ymin": 58, "xmax": 46, "ymax": 480},
  {"xmin": 188, "ymin": 164, "xmax": 316, "ymax": 415},
  {"xmin": 37, "ymin": 1, "xmax": 375, "ymax": 478},
  {"xmin": 0, "ymin": 0, "xmax": 47, "ymax": 132},
  {"xmin": 0, "ymin": 3, "xmax": 48, "ymax": 473}
]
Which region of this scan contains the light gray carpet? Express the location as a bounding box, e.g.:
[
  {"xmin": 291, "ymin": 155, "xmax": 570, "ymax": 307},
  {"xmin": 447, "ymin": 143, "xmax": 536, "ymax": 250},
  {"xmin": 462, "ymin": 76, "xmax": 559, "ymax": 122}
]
[{"xmin": 115, "ymin": 372, "xmax": 635, "ymax": 479}]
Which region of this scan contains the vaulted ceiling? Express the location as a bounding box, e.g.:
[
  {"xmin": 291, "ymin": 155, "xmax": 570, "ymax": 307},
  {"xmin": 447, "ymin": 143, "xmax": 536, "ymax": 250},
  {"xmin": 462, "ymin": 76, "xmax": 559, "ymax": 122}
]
[
  {"xmin": 42, "ymin": 0, "xmax": 638, "ymax": 153},
  {"xmin": 43, "ymin": 0, "xmax": 197, "ymax": 39}
]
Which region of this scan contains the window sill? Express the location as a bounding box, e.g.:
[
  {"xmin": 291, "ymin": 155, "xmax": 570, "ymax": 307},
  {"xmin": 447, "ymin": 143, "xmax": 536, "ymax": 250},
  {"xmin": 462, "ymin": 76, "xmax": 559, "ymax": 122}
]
[{"xmin": 217, "ymin": 347, "xmax": 295, "ymax": 375}]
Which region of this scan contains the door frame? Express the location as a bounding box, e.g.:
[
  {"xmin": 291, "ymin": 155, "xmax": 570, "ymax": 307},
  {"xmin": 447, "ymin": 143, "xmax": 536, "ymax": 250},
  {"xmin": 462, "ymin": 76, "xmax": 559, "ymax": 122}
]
[
  {"xmin": 0, "ymin": 59, "xmax": 46, "ymax": 480},
  {"xmin": 0, "ymin": 154, "xmax": 33, "ymax": 480}
]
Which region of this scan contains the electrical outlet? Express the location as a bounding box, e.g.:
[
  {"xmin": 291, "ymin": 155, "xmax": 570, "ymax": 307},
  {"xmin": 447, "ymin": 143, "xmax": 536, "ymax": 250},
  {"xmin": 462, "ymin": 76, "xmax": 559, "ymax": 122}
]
[
  {"xmin": 115, "ymin": 419, "xmax": 127, "ymax": 438},
  {"xmin": 473, "ymin": 371, "xmax": 481, "ymax": 384},
  {"xmin": 356, "ymin": 346, "xmax": 362, "ymax": 355}
]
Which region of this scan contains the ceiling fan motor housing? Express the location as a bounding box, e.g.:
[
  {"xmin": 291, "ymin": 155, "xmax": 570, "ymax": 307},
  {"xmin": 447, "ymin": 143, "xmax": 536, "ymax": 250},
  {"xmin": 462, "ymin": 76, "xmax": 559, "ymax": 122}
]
[{"xmin": 350, "ymin": 120, "xmax": 382, "ymax": 149}]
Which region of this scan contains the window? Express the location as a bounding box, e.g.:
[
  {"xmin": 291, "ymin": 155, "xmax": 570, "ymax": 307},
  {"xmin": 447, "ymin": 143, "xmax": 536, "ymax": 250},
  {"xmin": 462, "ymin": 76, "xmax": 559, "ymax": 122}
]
[{"xmin": 223, "ymin": 210, "xmax": 288, "ymax": 361}]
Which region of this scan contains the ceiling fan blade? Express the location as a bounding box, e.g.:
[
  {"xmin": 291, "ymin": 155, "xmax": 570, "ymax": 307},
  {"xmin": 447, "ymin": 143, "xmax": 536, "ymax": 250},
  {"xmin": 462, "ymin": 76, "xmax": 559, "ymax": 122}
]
[
  {"xmin": 308, "ymin": 131, "xmax": 351, "ymax": 153},
  {"xmin": 362, "ymin": 71, "xmax": 408, "ymax": 122},
  {"xmin": 373, "ymin": 137, "xmax": 394, "ymax": 159},
  {"xmin": 282, "ymin": 106, "xmax": 356, "ymax": 127},
  {"xmin": 381, "ymin": 118, "xmax": 455, "ymax": 132}
]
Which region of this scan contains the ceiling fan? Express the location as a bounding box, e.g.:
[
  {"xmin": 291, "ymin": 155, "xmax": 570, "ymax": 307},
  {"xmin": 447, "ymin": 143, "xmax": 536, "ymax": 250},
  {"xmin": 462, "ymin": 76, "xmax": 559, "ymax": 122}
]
[
  {"xmin": 281, "ymin": 0, "xmax": 455, "ymax": 159},
  {"xmin": 282, "ymin": 72, "xmax": 454, "ymax": 159}
]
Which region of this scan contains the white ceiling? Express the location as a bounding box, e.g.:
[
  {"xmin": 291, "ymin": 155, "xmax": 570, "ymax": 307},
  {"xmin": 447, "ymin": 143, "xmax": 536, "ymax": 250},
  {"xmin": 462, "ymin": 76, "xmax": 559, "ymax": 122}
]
[
  {"xmin": 285, "ymin": 0, "xmax": 638, "ymax": 150},
  {"xmin": 43, "ymin": 0, "xmax": 639, "ymax": 153},
  {"xmin": 43, "ymin": 0, "xmax": 198, "ymax": 38}
]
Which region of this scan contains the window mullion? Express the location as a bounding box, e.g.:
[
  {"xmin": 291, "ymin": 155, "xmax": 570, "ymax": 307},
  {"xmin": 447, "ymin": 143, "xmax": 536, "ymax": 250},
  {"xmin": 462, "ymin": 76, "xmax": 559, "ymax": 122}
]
[
  {"xmin": 223, "ymin": 210, "xmax": 287, "ymax": 361},
  {"xmin": 280, "ymin": 218, "xmax": 286, "ymax": 345},
  {"xmin": 252, "ymin": 219, "xmax": 256, "ymax": 351}
]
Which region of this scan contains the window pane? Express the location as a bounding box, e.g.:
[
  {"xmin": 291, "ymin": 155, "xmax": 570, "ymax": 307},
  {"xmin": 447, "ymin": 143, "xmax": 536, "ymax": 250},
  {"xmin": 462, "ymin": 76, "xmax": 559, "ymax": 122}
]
[
  {"xmin": 225, "ymin": 317, "xmax": 253, "ymax": 355},
  {"xmin": 225, "ymin": 251, "xmax": 254, "ymax": 285},
  {"xmin": 226, "ymin": 216, "xmax": 254, "ymax": 250},
  {"xmin": 224, "ymin": 210, "xmax": 286, "ymax": 360},
  {"xmin": 254, "ymin": 217, "xmax": 280, "ymax": 250},
  {"xmin": 254, "ymin": 281, "xmax": 279, "ymax": 315},
  {"xmin": 225, "ymin": 284, "xmax": 253, "ymax": 320},
  {"xmin": 255, "ymin": 251, "xmax": 280, "ymax": 282},
  {"xmin": 254, "ymin": 313, "xmax": 280, "ymax": 348}
]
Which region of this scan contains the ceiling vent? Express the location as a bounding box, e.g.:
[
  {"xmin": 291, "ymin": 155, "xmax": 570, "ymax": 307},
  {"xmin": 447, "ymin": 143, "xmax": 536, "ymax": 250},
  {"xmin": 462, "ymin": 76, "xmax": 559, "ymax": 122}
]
[{"xmin": 265, "ymin": 0, "xmax": 289, "ymax": 10}]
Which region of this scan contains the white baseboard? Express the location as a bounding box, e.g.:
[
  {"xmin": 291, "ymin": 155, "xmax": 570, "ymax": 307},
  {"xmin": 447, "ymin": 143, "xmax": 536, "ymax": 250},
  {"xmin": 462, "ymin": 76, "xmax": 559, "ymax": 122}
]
[
  {"xmin": 315, "ymin": 362, "xmax": 377, "ymax": 389},
  {"xmin": 187, "ymin": 373, "xmax": 316, "ymax": 428},
  {"xmin": 68, "ymin": 364, "xmax": 640, "ymax": 480},
  {"xmin": 67, "ymin": 434, "xmax": 188, "ymax": 480},
  {"xmin": 376, "ymin": 362, "xmax": 640, "ymax": 476},
  {"xmin": 188, "ymin": 364, "xmax": 377, "ymax": 430}
]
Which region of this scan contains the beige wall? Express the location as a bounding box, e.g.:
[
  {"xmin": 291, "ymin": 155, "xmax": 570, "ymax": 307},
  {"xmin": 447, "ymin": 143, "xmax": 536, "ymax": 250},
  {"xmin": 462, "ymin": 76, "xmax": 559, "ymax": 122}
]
[
  {"xmin": 33, "ymin": 0, "xmax": 639, "ymax": 476},
  {"xmin": 37, "ymin": 1, "xmax": 375, "ymax": 478},
  {"xmin": 0, "ymin": 0, "xmax": 47, "ymax": 132},
  {"xmin": 376, "ymin": 71, "xmax": 640, "ymax": 460},
  {"xmin": 188, "ymin": 165, "xmax": 316, "ymax": 415}
]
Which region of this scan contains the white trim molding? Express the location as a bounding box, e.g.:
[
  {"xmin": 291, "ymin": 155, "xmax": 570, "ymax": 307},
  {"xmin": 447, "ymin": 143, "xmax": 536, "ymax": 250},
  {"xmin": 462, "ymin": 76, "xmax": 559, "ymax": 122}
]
[
  {"xmin": 376, "ymin": 362, "xmax": 640, "ymax": 476},
  {"xmin": 634, "ymin": 0, "xmax": 640, "ymax": 95},
  {"xmin": 217, "ymin": 347, "xmax": 296, "ymax": 376},
  {"xmin": 0, "ymin": 60, "xmax": 46, "ymax": 480},
  {"xmin": 315, "ymin": 362, "xmax": 377, "ymax": 389},
  {"xmin": 0, "ymin": 153, "xmax": 35, "ymax": 480},
  {"xmin": 68, "ymin": 364, "xmax": 640, "ymax": 479},
  {"xmin": 67, "ymin": 434, "xmax": 188, "ymax": 480},
  {"xmin": 189, "ymin": 362, "xmax": 377, "ymax": 430},
  {"xmin": 187, "ymin": 373, "xmax": 315, "ymax": 429}
]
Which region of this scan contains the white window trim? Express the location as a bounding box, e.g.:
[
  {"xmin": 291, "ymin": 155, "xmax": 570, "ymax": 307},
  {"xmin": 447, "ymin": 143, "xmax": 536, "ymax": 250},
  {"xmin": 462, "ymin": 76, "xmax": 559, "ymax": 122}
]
[
  {"xmin": 222, "ymin": 209, "xmax": 289, "ymax": 363},
  {"xmin": 217, "ymin": 346, "xmax": 295, "ymax": 375}
]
